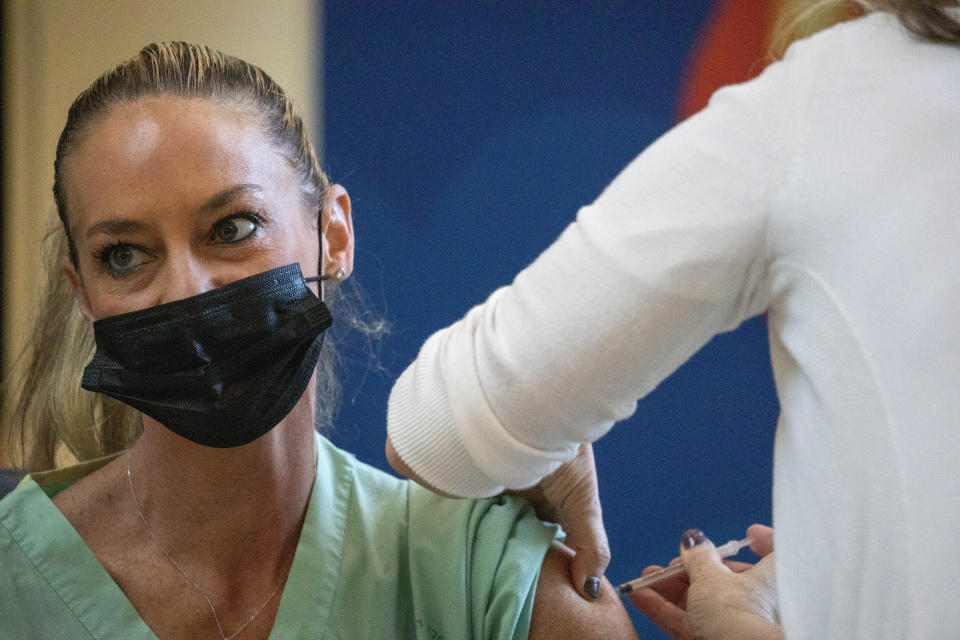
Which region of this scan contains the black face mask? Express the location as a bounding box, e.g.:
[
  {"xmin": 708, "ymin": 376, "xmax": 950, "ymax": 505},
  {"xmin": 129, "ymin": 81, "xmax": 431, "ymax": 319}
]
[{"xmin": 81, "ymin": 263, "xmax": 332, "ymax": 448}]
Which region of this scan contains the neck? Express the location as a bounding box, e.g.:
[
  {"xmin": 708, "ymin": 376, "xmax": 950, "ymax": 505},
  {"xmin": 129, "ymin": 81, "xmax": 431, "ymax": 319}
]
[{"xmin": 125, "ymin": 397, "xmax": 317, "ymax": 578}]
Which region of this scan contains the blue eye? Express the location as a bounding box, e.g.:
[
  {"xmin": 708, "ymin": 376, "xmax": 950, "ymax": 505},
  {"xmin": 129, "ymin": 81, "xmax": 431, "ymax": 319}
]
[{"xmin": 214, "ymin": 216, "xmax": 258, "ymax": 243}]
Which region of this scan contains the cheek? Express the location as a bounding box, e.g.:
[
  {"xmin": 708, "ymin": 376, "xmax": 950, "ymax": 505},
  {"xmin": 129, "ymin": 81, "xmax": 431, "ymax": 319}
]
[
  {"xmin": 84, "ymin": 288, "xmax": 153, "ymax": 320},
  {"xmin": 254, "ymin": 212, "xmax": 319, "ymax": 278},
  {"xmin": 286, "ymin": 212, "xmax": 321, "ymax": 270}
]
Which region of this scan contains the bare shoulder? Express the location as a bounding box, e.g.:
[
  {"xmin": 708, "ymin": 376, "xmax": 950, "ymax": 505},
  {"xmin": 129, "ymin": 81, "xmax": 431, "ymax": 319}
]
[{"xmin": 530, "ymin": 541, "xmax": 638, "ymax": 640}]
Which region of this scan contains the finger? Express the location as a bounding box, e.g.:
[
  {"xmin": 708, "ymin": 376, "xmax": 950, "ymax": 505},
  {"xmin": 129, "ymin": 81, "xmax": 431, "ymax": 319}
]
[
  {"xmin": 747, "ymin": 523, "xmax": 774, "ymax": 557},
  {"xmin": 635, "ymin": 563, "xmax": 691, "ymax": 604},
  {"xmin": 678, "ymin": 529, "xmax": 729, "ymax": 584},
  {"xmin": 629, "ymin": 588, "xmax": 695, "ymax": 640},
  {"xmin": 635, "ymin": 563, "xmax": 690, "ymax": 600},
  {"xmin": 648, "ymin": 574, "xmax": 691, "ymax": 606}
]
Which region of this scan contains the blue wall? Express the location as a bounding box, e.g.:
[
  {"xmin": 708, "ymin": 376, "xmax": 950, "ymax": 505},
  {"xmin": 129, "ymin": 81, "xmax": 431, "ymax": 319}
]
[{"xmin": 323, "ymin": 4, "xmax": 778, "ymax": 636}]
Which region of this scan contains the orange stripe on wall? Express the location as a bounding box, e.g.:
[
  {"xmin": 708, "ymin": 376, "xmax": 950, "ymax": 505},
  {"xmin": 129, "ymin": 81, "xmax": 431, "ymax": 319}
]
[
  {"xmin": 677, "ymin": 0, "xmax": 863, "ymax": 122},
  {"xmin": 676, "ymin": 0, "xmax": 777, "ymax": 121}
]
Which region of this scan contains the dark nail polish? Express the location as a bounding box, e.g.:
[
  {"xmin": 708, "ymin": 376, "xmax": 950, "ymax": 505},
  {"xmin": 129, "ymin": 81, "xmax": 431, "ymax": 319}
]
[
  {"xmin": 681, "ymin": 528, "xmax": 707, "ymax": 550},
  {"xmin": 584, "ymin": 576, "xmax": 601, "ymax": 600}
]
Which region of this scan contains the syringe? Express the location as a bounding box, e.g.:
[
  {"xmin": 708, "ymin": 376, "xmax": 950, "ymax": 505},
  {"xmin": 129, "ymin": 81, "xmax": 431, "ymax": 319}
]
[{"xmin": 617, "ymin": 535, "xmax": 753, "ymax": 596}]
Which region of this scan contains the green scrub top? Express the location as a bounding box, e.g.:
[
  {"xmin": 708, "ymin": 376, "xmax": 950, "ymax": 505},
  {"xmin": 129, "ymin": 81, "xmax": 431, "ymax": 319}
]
[{"xmin": 0, "ymin": 433, "xmax": 560, "ymax": 639}]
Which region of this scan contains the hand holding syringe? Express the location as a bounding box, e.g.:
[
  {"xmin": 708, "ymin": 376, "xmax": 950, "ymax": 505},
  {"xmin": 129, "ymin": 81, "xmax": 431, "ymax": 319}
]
[{"xmin": 617, "ymin": 535, "xmax": 753, "ymax": 595}]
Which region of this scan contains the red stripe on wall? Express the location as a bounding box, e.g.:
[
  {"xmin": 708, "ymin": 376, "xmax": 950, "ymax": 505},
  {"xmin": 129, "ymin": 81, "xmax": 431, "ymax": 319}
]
[{"xmin": 676, "ymin": 0, "xmax": 776, "ymax": 121}]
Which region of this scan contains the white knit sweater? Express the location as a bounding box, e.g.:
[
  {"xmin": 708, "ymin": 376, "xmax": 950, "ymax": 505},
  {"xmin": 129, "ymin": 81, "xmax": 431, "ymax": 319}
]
[{"xmin": 388, "ymin": 13, "xmax": 960, "ymax": 639}]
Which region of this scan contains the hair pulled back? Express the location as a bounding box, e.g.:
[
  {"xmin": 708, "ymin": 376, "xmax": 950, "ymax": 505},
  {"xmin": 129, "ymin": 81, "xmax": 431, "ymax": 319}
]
[
  {"xmin": 54, "ymin": 41, "xmax": 328, "ymax": 264},
  {"xmin": 5, "ymin": 43, "xmax": 356, "ymax": 471}
]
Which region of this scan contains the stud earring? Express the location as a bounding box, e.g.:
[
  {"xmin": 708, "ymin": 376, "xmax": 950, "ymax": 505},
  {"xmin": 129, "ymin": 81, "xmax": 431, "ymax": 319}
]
[{"xmin": 334, "ymin": 266, "xmax": 347, "ymax": 281}]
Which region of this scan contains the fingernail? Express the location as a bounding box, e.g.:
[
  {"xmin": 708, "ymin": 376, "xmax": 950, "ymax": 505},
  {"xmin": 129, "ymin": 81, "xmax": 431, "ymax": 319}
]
[
  {"xmin": 681, "ymin": 528, "xmax": 707, "ymax": 550},
  {"xmin": 584, "ymin": 576, "xmax": 601, "ymax": 600}
]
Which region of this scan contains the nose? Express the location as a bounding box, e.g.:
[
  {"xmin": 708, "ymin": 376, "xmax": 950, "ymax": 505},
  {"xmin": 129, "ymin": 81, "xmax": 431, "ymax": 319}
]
[{"xmin": 158, "ymin": 256, "xmax": 222, "ymax": 305}]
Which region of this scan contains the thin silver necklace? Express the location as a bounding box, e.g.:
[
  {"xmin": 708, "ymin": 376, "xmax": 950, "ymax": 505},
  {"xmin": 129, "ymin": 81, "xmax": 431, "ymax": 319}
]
[{"xmin": 126, "ymin": 462, "xmax": 285, "ymax": 640}]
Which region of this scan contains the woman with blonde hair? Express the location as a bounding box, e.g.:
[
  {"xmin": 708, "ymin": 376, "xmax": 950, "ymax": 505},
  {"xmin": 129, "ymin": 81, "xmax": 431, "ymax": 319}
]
[{"xmin": 0, "ymin": 42, "xmax": 640, "ymax": 639}]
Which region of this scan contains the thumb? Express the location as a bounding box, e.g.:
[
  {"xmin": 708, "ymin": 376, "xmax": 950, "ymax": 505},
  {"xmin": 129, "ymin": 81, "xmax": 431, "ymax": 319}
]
[
  {"xmin": 678, "ymin": 529, "xmax": 728, "ymax": 584},
  {"xmin": 565, "ymin": 507, "xmax": 612, "ymax": 601},
  {"xmin": 536, "ymin": 444, "xmax": 611, "ymax": 601}
]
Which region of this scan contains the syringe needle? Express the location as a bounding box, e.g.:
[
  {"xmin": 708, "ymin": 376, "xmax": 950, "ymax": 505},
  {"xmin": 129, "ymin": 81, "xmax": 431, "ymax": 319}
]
[{"xmin": 617, "ymin": 536, "xmax": 753, "ymax": 596}]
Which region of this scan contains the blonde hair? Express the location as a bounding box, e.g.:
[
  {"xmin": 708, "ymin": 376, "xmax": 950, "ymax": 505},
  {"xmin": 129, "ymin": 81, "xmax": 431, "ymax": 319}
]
[
  {"xmin": 4, "ymin": 42, "xmax": 378, "ymax": 471},
  {"xmin": 772, "ymin": 0, "xmax": 960, "ymax": 58},
  {"xmin": 874, "ymin": 0, "xmax": 960, "ymax": 41}
]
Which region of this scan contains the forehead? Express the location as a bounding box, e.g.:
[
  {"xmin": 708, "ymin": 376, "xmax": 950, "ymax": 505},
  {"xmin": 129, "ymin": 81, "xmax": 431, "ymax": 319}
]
[{"xmin": 63, "ymin": 96, "xmax": 293, "ymax": 227}]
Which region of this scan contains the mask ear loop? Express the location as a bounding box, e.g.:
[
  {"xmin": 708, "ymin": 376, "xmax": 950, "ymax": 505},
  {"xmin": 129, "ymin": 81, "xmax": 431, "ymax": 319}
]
[
  {"xmin": 303, "ymin": 208, "xmax": 329, "ymax": 291},
  {"xmin": 304, "ymin": 274, "xmax": 329, "ymax": 301}
]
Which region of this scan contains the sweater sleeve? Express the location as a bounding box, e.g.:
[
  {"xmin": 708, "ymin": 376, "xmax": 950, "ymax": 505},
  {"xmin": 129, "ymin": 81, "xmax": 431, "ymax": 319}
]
[{"xmin": 388, "ymin": 31, "xmax": 821, "ymax": 497}]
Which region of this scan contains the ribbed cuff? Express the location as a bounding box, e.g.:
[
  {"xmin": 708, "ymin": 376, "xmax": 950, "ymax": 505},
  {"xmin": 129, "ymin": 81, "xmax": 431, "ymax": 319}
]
[{"xmin": 387, "ymin": 332, "xmax": 505, "ymax": 498}]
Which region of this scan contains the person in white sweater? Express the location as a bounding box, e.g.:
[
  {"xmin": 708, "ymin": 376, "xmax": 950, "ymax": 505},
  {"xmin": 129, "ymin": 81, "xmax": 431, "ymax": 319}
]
[{"xmin": 386, "ymin": 3, "xmax": 960, "ymax": 639}]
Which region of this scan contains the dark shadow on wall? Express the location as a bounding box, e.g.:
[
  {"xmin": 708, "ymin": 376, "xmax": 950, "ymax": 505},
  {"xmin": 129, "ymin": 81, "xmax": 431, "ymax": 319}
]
[{"xmin": 0, "ymin": 8, "xmax": 5, "ymax": 382}]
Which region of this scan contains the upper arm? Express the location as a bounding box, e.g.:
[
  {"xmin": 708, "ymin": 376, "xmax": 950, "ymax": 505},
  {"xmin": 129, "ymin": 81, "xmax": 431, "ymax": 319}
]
[{"xmin": 529, "ymin": 541, "xmax": 638, "ymax": 640}]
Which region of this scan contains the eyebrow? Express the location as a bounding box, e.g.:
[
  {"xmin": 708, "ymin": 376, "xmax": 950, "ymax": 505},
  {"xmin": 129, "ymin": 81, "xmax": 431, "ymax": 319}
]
[
  {"xmin": 84, "ymin": 183, "xmax": 264, "ymax": 239},
  {"xmin": 198, "ymin": 183, "xmax": 264, "ymax": 214},
  {"xmin": 85, "ymin": 219, "xmax": 145, "ymax": 239}
]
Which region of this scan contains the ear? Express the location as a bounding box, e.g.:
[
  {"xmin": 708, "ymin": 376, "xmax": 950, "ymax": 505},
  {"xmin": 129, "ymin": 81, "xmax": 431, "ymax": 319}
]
[
  {"xmin": 320, "ymin": 184, "xmax": 354, "ymax": 279},
  {"xmin": 61, "ymin": 256, "xmax": 95, "ymax": 324}
]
